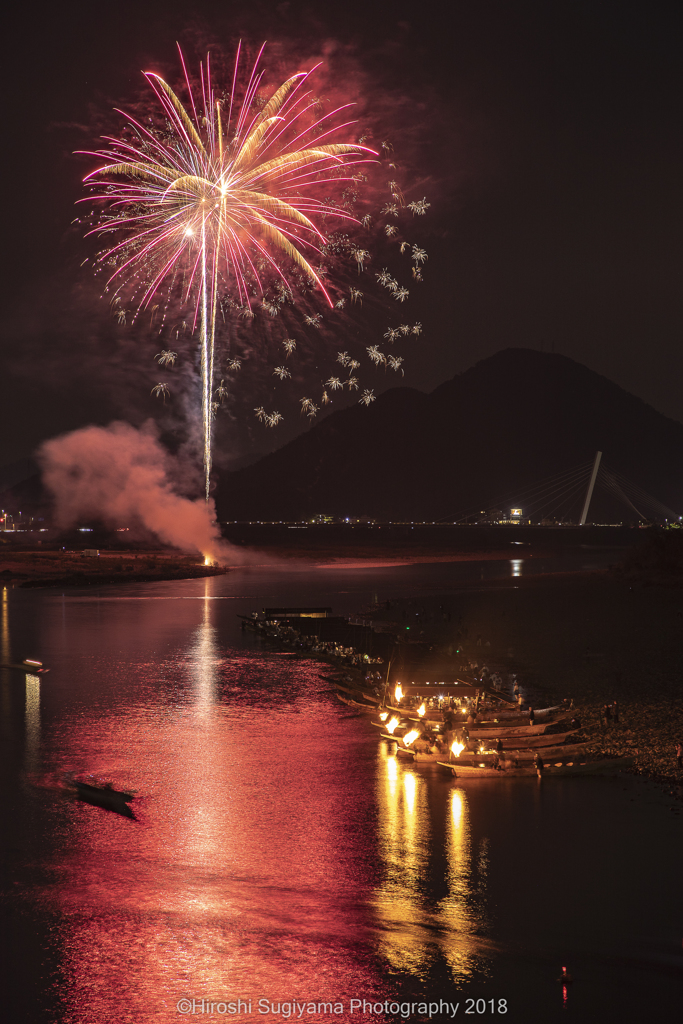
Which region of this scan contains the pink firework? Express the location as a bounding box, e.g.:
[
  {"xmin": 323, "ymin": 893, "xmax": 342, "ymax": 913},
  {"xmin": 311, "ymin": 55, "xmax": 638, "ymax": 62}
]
[{"xmin": 79, "ymin": 43, "xmax": 377, "ymax": 500}]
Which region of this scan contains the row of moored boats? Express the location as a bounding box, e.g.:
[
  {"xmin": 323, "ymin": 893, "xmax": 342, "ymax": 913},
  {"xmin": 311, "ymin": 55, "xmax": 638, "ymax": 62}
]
[{"xmin": 335, "ymin": 678, "xmax": 633, "ymax": 778}]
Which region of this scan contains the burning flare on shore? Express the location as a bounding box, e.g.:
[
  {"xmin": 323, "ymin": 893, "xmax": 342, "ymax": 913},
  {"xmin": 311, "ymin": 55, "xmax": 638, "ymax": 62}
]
[
  {"xmin": 402, "ymin": 729, "xmax": 419, "ymax": 747},
  {"xmin": 394, "ymin": 683, "xmax": 403, "ymax": 703},
  {"xmin": 385, "ymin": 716, "xmax": 400, "ymax": 735},
  {"xmin": 451, "ymin": 741, "xmax": 465, "ymax": 758}
]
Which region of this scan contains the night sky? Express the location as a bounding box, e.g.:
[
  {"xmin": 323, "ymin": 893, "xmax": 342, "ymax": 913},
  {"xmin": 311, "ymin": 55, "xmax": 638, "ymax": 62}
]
[{"xmin": 2, "ymin": 0, "xmax": 682, "ymax": 470}]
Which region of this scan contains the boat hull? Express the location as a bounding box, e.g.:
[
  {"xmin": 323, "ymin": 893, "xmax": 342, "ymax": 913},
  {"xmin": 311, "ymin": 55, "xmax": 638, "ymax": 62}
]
[
  {"xmin": 378, "ymin": 723, "xmax": 579, "ymax": 749},
  {"xmin": 436, "ymin": 757, "xmax": 635, "ymax": 778},
  {"xmin": 394, "ymin": 742, "xmax": 593, "ymax": 765},
  {"xmin": 74, "ymin": 782, "xmax": 135, "ymax": 817}
]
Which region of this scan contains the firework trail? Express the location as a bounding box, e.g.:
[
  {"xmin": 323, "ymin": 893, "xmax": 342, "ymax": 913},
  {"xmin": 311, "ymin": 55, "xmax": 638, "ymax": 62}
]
[{"xmin": 80, "ymin": 44, "xmax": 376, "ymax": 501}]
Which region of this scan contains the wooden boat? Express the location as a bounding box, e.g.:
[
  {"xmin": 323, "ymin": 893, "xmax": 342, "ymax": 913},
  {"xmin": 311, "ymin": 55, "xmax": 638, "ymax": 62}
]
[
  {"xmin": 436, "ymin": 704, "xmax": 567, "ymax": 725},
  {"xmin": 74, "ymin": 781, "xmax": 135, "ymax": 817},
  {"xmin": 380, "ymin": 723, "xmax": 579, "ymax": 746},
  {"xmin": 394, "ymin": 741, "xmax": 593, "ymax": 764},
  {"xmin": 477, "ymin": 703, "xmax": 565, "ymax": 719},
  {"xmin": 403, "ymin": 714, "xmax": 574, "ymax": 735},
  {"xmin": 335, "ymin": 693, "xmax": 377, "ymax": 711},
  {"xmin": 436, "ymin": 757, "xmax": 635, "ymax": 778},
  {"xmin": 335, "ymin": 683, "xmax": 363, "ymax": 697},
  {"xmin": 465, "ymin": 730, "xmax": 578, "ymax": 749},
  {"xmin": 395, "ymin": 682, "xmax": 518, "ymax": 706},
  {"xmin": 401, "ymin": 700, "xmax": 573, "ymax": 724},
  {"xmin": 376, "ymin": 720, "xmax": 579, "ymax": 749},
  {"xmin": 385, "ymin": 702, "xmax": 574, "ymax": 729},
  {"xmin": 466, "ymin": 709, "xmax": 576, "ymax": 738},
  {"xmin": 1, "ymin": 659, "xmax": 50, "ymax": 674},
  {"xmin": 463, "ymin": 707, "xmax": 570, "ymax": 727}
]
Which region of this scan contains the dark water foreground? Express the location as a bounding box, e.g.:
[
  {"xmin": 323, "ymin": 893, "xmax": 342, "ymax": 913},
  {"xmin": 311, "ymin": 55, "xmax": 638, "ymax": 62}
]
[{"xmin": 1, "ymin": 557, "xmax": 681, "ymax": 1023}]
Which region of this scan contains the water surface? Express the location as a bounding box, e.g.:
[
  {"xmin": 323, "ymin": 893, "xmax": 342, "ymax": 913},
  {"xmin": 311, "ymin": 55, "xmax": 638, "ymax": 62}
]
[{"xmin": 1, "ymin": 557, "xmax": 680, "ymax": 1023}]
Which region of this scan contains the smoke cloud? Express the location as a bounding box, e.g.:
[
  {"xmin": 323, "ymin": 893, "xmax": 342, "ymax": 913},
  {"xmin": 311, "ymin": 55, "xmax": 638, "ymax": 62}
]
[{"xmin": 37, "ymin": 421, "xmax": 236, "ymax": 562}]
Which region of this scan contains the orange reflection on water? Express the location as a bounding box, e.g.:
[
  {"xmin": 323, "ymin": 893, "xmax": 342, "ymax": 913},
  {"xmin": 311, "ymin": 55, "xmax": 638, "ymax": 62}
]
[
  {"xmin": 1, "ymin": 586, "xmax": 9, "ymax": 663},
  {"xmin": 1, "ymin": 587, "xmax": 11, "ymax": 731},
  {"xmin": 24, "ymin": 674, "xmax": 41, "ymax": 773},
  {"xmin": 373, "ymin": 752, "xmax": 434, "ymax": 978},
  {"xmin": 434, "ymin": 788, "xmax": 487, "ymax": 979},
  {"xmin": 372, "ymin": 753, "xmax": 493, "ymax": 983}
]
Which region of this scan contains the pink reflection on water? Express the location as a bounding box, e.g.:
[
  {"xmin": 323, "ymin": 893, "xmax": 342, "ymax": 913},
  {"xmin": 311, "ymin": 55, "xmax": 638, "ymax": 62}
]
[{"xmin": 44, "ymin": 589, "xmax": 389, "ymax": 1023}]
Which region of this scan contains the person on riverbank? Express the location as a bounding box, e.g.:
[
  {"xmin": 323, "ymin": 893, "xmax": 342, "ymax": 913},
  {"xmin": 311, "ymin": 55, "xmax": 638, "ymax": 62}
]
[
  {"xmin": 603, "ymin": 704, "xmax": 612, "ymax": 728},
  {"xmin": 676, "ymin": 740, "xmax": 682, "ymax": 769},
  {"xmin": 534, "ymin": 752, "xmax": 544, "ymax": 777},
  {"xmin": 528, "ymin": 707, "xmax": 535, "ymax": 726}
]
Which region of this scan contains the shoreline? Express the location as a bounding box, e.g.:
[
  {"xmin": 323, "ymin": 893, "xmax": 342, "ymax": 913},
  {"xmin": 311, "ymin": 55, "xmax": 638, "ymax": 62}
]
[
  {"xmin": 360, "ymin": 570, "xmax": 683, "ymax": 786},
  {"xmin": 0, "ymin": 543, "xmax": 604, "ymax": 587},
  {"xmin": 0, "ymin": 551, "xmax": 232, "ymax": 588}
]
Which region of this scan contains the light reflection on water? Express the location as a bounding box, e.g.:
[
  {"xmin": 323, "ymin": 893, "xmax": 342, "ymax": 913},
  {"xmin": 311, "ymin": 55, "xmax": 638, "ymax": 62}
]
[
  {"xmin": 1, "ymin": 561, "xmax": 681, "ymax": 1024},
  {"xmin": 373, "ymin": 752, "xmax": 493, "ymax": 986},
  {"xmin": 24, "ymin": 674, "xmax": 41, "ymax": 774},
  {"xmin": 374, "ymin": 753, "xmax": 434, "ymax": 979}
]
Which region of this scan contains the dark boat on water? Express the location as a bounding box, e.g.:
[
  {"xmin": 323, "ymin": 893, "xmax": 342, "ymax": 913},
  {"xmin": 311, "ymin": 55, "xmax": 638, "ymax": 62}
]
[{"xmin": 73, "ymin": 781, "xmax": 136, "ymax": 818}]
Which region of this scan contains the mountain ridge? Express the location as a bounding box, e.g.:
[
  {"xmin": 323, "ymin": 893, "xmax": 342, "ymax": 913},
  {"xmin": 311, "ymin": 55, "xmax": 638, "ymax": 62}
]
[{"xmin": 215, "ymin": 348, "xmax": 683, "ymax": 521}]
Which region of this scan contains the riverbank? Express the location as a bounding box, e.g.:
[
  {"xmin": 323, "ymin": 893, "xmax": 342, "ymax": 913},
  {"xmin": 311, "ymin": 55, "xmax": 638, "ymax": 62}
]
[
  {"xmin": 0, "ymin": 550, "xmax": 231, "ymax": 587},
  {"xmin": 363, "ymin": 569, "xmax": 683, "ymax": 786}
]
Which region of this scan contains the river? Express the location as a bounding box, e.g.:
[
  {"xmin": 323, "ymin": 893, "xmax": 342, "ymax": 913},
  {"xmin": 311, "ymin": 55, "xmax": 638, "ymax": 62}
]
[{"xmin": 1, "ymin": 554, "xmax": 681, "ymax": 1023}]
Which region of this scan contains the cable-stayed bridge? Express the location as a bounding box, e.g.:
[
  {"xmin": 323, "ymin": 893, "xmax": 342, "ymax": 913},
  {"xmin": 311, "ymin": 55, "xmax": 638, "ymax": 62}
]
[{"xmin": 440, "ymin": 452, "xmax": 680, "ymax": 525}]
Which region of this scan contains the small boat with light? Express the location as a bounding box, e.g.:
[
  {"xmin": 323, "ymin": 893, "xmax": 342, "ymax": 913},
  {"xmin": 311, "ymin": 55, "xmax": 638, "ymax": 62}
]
[
  {"xmin": 1, "ymin": 658, "xmax": 50, "ymax": 674},
  {"xmin": 376, "ymin": 709, "xmax": 578, "ymax": 744},
  {"xmin": 395, "ymin": 741, "xmax": 594, "ymax": 765}
]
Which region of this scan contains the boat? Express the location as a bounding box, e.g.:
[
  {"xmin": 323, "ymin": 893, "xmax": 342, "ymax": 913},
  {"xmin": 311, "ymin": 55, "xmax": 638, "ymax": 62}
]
[
  {"xmin": 476, "ymin": 703, "xmax": 565, "ymax": 719},
  {"xmin": 436, "ymin": 704, "xmax": 567, "ymax": 725},
  {"xmin": 463, "ymin": 730, "xmax": 579, "ymax": 750},
  {"xmin": 376, "ymin": 720, "xmax": 580, "ymax": 749},
  {"xmin": 436, "ymin": 757, "xmax": 635, "ymax": 778},
  {"xmin": 462, "ymin": 707, "xmax": 570, "ymax": 727},
  {"xmin": 73, "ymin": 781, "xmax": 136, "ymax": 817},
  {"xmin": 465, "ymin": 709, "xmax": 576, "ymax": 738},
  {"xmin": 335, "ymin": 683, "xmax": 363, "ymax": 697},
  {"xmin": 1, "ymin": 658, "xmax": 50, "ymax": 674},
  {"xmin": 335, "ymin": 693, "xmax": 376, "ymax": 710},
  {"xmin": 383, "ymin": 703, "xmax": 575, "ymax": 731},
  {"xmin": 393, "ymin": 741, "xmax": 594, "ymax": 764}
]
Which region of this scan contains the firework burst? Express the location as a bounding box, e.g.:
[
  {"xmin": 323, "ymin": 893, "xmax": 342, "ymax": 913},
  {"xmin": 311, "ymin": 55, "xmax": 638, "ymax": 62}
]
[{"xmin": 80, "ymin": 43, "xmax": 376, "ymax": 500}]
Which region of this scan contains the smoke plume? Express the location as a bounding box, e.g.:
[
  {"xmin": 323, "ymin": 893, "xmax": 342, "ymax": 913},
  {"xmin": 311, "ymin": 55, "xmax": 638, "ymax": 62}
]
[{"xmin": 37, "ymin": 421, "xmax": 235, "ymax": 562}]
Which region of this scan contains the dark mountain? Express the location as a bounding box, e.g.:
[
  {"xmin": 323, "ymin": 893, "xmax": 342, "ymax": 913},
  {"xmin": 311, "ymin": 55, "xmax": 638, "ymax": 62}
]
[
  {"xmin": 0, "ymin": 458, "xmax": 39, "ymax": 493},
  {"xmin": 0, "ymin": 458, "xmax": 48, "ymax": 521},
  {"xmin": 214, "ymin": 348, "xmax": 683, "ymax": 521}
]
